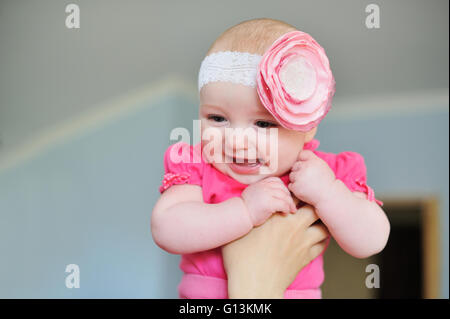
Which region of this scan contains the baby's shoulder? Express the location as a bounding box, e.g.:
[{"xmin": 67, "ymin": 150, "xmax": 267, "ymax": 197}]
[
  {"xmin": 163, "ymin": 142, "xmax": 203, "ymax": 166},
  {"xmin": 313, "ymin": 149, "xmax": 367, "ymax": 181},
  {"xmin": 160, "ymin": 142, "xmax": 205, "ymax": 193}
]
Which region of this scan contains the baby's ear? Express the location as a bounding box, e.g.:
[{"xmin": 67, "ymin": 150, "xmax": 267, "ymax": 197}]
[{"xmin": 304, "ymin": 127, "xmax": 317, "ymax": 143}]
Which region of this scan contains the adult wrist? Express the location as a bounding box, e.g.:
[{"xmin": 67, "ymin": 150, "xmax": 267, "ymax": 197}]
[{"xmin": 228, "ymin": 274, "xmax": 285, "ymax": 299}]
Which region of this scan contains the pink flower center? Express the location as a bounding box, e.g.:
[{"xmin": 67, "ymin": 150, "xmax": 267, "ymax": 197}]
[{"xmin": 279, "ymin": 56, "xmax": 317, "ymax": 101}]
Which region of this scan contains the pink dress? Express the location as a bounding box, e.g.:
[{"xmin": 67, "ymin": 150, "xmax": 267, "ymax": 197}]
[{"xmin": 158, "ymin": 139, "xmax": 380, "ymax": 299}]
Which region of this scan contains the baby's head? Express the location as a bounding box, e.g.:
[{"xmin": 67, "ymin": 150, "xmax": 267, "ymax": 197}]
[{"xmin": 198, "ymin": 18, "xmax": 335, "ymax": 185}]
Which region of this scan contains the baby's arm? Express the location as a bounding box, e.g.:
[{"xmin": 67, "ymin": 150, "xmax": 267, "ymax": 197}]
[
  {"xmin": 314, "ymin": 181, "xmax": 390, "ymax": 258},
  {"xmin": 152, "ymin": 177, "xmax": 296, "ymax": 255},
  {"xmin": 151, "ymin": 184, "xmax": 251, "ymax": 254},
  {"xmin": 288, "ymin": 150, "xmax": 390, "ymax": 259}
]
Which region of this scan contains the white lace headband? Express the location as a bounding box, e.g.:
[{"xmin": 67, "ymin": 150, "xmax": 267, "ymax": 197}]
[{"xmin": 198, "ymin": 51, "xmax": 262, "ymax": 92}]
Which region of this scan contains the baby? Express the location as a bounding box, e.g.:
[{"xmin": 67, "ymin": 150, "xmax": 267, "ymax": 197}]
[{"xmin": 151, "ymin": 18, "xmax": 390, "ymax": 299}]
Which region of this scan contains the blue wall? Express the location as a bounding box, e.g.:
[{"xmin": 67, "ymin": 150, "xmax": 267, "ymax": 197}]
[
  {"xmin": 0, "ymin": 91, "xmax": 448, "ymax": 298},
  {"xmin": 0, "ymin": 93, "xmax": 198, "ymax": 298}
]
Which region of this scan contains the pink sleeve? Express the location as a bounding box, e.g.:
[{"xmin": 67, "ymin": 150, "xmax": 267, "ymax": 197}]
[
  {"xmin": 159, "ymin": 142, "xmax": 204, "ymax": 193},
  {"xmin": 334, "ymin": 152, "xmax": 383, "ymax": 206}
]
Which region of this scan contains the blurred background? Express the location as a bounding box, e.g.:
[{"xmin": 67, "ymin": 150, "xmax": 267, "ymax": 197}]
[{"xmin": 0, "ymin": 0, "xmax": 448, "ymax": 298}]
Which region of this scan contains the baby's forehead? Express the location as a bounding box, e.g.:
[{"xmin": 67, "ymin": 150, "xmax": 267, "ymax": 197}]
[{"xmin": 200, "ymin": 84, "xmax": 274, "ymax": 119}]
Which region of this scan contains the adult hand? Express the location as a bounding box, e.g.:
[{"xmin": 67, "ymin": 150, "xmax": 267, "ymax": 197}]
[{"xmin": 222, "ymin": 203, "xmax": 329, "ymax": 298}]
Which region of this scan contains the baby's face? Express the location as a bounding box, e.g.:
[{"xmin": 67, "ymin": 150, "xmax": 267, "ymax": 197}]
[{"xmin": 199, "ymin": 82, "xmax": 316, "ymax": 185}]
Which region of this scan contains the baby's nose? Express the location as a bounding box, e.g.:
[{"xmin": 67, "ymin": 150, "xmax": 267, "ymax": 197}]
[{"xmin": 224, "ymin": 127, "xmax": 257, "ymax": 155}]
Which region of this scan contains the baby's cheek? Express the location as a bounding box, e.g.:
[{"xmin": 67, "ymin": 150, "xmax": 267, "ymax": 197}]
[
  {"xmin": 271, "ymin": 154, "xmax": 296, "ymax": 176},
  {"xmin": 201, "ymin": 130, "xmax": 225, "ymax": 161},
  {"xmin": 277, "ymin": 144, "xmax": 301, "ymax": 166}
]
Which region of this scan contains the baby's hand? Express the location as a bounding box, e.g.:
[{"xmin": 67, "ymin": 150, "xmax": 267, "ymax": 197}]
[
  {"xmin": 288, "ymin": 150, "xmax": 336, "ymax": 206},
  {"xmin": 241, "ymin": 177, "xmax": 296, "ymax": 226}
]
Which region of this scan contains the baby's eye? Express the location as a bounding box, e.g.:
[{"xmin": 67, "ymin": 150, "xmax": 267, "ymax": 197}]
[
  {"xmin": 255, "ymin": 120, "xmax": 277, "ymax": 128},
  {"xmin": 208, "ymin": 115, "xmax": 227, "ymax": 123}
]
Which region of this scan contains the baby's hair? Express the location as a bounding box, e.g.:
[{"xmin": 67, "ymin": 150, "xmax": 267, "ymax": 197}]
[{"xmin": 206, "ymin": 18, "xmax": 297, "ymax": 56}]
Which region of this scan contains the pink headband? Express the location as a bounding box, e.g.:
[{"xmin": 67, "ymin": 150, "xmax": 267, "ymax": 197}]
[{"xmin": 256, "ymin": 30, "xmax": 336, "ymax": 132}]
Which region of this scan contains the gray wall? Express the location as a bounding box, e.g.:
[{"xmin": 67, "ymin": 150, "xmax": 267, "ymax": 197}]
[{"xmin": 0, "ymin": 0, "xmax": 448, "ymax": 155}]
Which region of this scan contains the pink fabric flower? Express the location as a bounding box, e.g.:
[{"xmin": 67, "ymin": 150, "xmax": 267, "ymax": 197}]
[{"xmin": 256, "ymin": 30, "xmax": 336, "ymax": 132}]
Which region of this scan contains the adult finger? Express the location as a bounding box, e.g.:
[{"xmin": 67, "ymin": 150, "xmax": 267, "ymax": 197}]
[
  {"xmin": 306, "ymin": 222, "xmax": 329, "ymax": 244},
  {"xmin": 296, "ymin": 204, "xmax": 320, "ymax": 226},
  {"xmin": 309, "ymin": 239, "xmax": 328, "ymax": 260}
]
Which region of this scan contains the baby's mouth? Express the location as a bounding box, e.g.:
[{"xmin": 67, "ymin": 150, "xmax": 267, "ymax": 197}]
[
  {"xmin": 228, "ymin": 157, "xmax": 262, "ymax": 175},
  {"xmin": 232, "ymin": 157, "xmax": 262, "ymax": 167},
  {"xmin": 224, "ymin": 153, "xmax": 265, "ymax": 165}
]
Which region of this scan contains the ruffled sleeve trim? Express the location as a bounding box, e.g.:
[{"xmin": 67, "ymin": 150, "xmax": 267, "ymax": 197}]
[
  {"xmin": 159, "ymin": 172, "xmax": 192, "ymax": 193},
  {"xmin": 355, "ymin": 179, "xmax": 384, "ymax": 206},
  {"xmin": 159, "ymin": 142, "xmax": 204, "ymax": 194}
]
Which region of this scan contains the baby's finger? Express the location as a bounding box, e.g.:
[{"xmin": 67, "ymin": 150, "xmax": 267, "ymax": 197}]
[
  {"xmin": 275, "ymin": 189, "xmax": 297, "ymax": 213},
  {"xmin": 287, "ymin": 182, "xmax": 297, "ymax": 193},
  {"xmin": 267, "ymin": 185, "xmax": 291, "ymax": 201},
  {"xmin": 262, "ymin": 176, "xmax": 283, "ymax": 184},
  {"xmin": 272, "ymin": 190, "xmax": 296, "ymax": 212},
  {"xmin": 270, "ymin": 189, "xmax": 292, "ymax": 201},
  {"xmin": 273, "ymin": 194, "xmax": 297, "ymax": 213},
  {"xmin": 265, "ymin": 177, "xmax": 286, "ymax": 187},
  {"xmin": 298, "ymin": 149, "xmax": 315, "ymax": 161},
  {"xmin": 289, "ymin": 170, "xmax": 297, "ymax": 183},
  {"xmin": 271, "ymin": 198, "xmax": 291, "ymax": 215},
  {"xmin": 289, "ymin": 197, "xmax": 297, "ymax": 213},
  {"xmin": 291, "ymin": 161, "xmax": 302, "ymax": 171},
  {"xmin": 268, "ymin": 182, "xmax": 291, "ymax": 195}
]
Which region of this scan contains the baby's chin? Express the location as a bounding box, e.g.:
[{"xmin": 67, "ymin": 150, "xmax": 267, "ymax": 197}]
[{"xmin": 212, "ymin": 162, "xmax": 275, "ymax": 185}]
